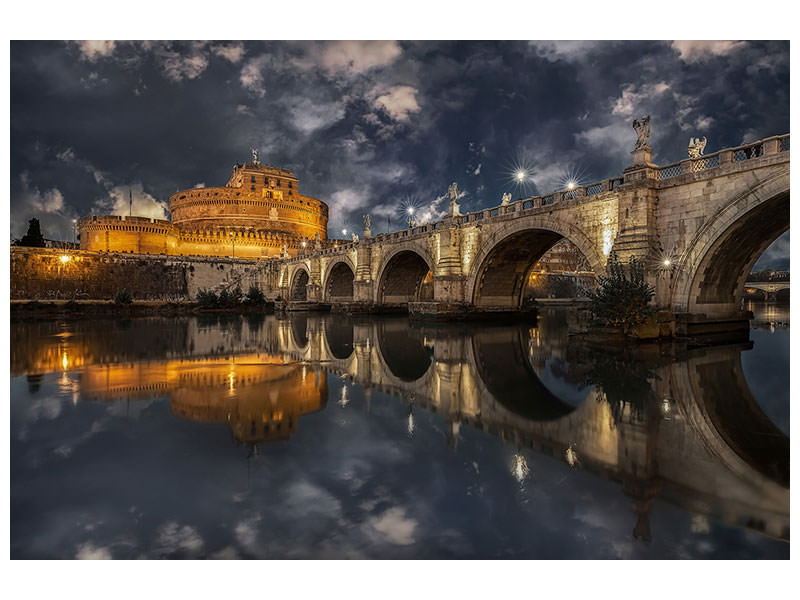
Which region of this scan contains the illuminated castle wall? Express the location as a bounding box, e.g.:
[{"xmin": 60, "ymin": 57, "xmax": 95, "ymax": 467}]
[{"xmin": 78, "ymin": 161, "xmax": 329, "ymax": 259}]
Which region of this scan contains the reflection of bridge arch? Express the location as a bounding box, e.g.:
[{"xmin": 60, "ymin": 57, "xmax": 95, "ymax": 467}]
[
  {"xmin": 290, "ymin": 314, "xmax": 309, "ymax": 349},
  {"xmin": 471, "ymin": 326, "xmax": 579, "ymax": 420},
  {"xmin": 375, "ymin": 246, "xmax": 435, "ymax": 304},
  {"xmin": 324, "ymin": 258, "xmax": 355, "ymax": 301},
  {"xmin": 322, "ymin": 316, "xmax": 354, "ymax": 360},
  {"xmin": 465, "ymin": 217, "xmax": 605, "ymax": 308},
  {"xmin": 670, "ymin": 169, "xmax": 789, "ymax": 317},
  {"xmin": 289, "ymin": 267, "xmax": 310, "ymax": 301},
  {"xmin": 373, "ymin": 319, "xmax": 433, "ymax": 382}
]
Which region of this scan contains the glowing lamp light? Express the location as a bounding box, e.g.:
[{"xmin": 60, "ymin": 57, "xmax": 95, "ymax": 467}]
[
  {"xmin": 567, "ymin": 181, "xmax": 576, "ymax": 190},
  {"xmin": 663, "ymin": 259, "xmax": 671, "ymax": 267},
  {"xmin": 565, "ymin": 445, "xmax": 578, "ymax": 467},
  {"xmin": 302, "ymin": 240, "xmax": 307, "ymax": 248},
  {"xmin": 516, "ymin": 171, "xmax": 526, "ymax": 182},
  {"xmin": 407, "ymin": 207, "xmax": 415, "ymax": 215},
  {"xmin": 60, "ymin": 255, "xmax": 71, "ymax": 263},
  {"xmin": 342, "ymin": 228, "xmax": 347, "ymax": 236}
]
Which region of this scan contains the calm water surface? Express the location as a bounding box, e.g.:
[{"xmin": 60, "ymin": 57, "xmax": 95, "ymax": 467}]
[{"xmin": 10, "ymin": 304, "xmax": 789, "ymax": 558}]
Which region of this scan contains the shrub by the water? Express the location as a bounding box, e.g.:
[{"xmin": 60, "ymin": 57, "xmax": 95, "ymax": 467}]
[
  {"xmin": 114, "ymin": 289, "xmax": 132, "ymax": 304},
  {"xmin": 196, "ymin": 289, "xmax": 219, "ymax": 307},
  {"xmin": 588, "ymin": 253, "xmax": 655, "ymax": 333},
  {"xmin": 245, "ymin": 285, "xmax": 266, "ymax": 305}
]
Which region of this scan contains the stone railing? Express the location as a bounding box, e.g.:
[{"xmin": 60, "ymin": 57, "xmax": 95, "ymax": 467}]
[
  {"xmin": 656, "ymin": 133, "xmax": 789, "ymax": 182},
  {"xmin": 284, "ymin": 132, "xmax": 789, "ymax": 260}
]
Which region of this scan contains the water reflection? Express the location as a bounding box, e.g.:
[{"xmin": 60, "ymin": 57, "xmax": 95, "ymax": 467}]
[{"xmin": 10, "ymin": 308, "xmax": 789, "ymax": 557}]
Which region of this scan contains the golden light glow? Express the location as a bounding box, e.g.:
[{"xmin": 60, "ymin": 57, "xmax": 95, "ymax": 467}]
[
  {"xmin": 565, "ymin": 445, "xmax": 578, "ymax": 467},
  {"xmin": 566, "ymin": 181, "xmax": 576, "ymax": 190},
  {"xmin": 512, "ymin": 453, "xmax": 529, "ymax": 483},
  {"xmin": 663, "ymin": 259, "xmax": 671, "ymax": 267},
  {"xmin": 61, "ymin": 351, "xmax": 69, "ymax": 371},
  {"xmin": 60, "ymin": 255, "xmax": 71, "ymax": 263}
]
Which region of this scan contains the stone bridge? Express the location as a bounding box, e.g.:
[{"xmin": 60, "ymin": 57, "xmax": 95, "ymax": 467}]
[{"xmin": 279, "ymin": 133, "xmax": 789, "ymax": 326}]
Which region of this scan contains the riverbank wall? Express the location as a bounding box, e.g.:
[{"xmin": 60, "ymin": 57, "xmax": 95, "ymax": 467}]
[{"xmin": 10, "ymin": 247, "xmax": 281, "ymax": 301}]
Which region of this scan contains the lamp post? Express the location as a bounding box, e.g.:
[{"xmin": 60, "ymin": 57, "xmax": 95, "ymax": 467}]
[
  {"xmin": 72, "ymin": 219, "xmax": 77, "ymax": 246},
  {"xmin": 516, "ymin": 171, "xmax": 526, "ymax": 201},
  {"xmin": 406, "ymin": 207, "xmax": 415, "ymax": 228}
]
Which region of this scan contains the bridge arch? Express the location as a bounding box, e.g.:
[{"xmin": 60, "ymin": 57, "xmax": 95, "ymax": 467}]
[
  {"xmin": 670, "ymin": 168, "xmax": 789, "ymax": 316},
  {"xmin": 289, "ymin": 267, "xmax": 310, "ymax": 301},
  {"xmin": 466, "ymin": 217, "xmax": 606, "ymax": 308},
  {"xmin": 375, "ymin": 245, "xmax": 435, "ymax": 305},
  {"xmin": 324, "ymin": 258, "xmax": 355, "ymax": 301}
]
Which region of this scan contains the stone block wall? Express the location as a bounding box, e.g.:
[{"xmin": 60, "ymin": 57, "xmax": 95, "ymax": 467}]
[{"xmin": 10, "ymin": 247, "xmax": 282, "ymax": 301}]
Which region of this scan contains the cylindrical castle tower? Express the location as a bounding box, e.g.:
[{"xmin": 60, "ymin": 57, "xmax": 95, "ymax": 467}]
[{"xmin": 78, "ymin": 159, "xmax": 328, "ymax": 259}]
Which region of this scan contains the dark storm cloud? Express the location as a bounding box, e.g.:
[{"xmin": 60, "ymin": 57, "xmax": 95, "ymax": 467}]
[{"xmin": 10, "ymin": 40, "xmax": 789, "ymax": 263}]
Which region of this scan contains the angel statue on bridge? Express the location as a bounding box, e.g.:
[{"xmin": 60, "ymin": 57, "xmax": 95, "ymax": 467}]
[
  {"xmin": 688, "ymin": 136, "xmax": 707, "ymax": 158},
  {"xmin": 448, "ymin": 182, "xmax": 462, "ymax": 217},
  {"xmin": 250, "ymin": 147, "xmax": 260, "ymax": 165},
  {"xmin": 632, "ymin": 115, "xmax": 651, "ymax": 149}
]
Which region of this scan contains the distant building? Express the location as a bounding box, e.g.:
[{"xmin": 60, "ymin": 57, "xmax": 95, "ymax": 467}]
[{"xmin": 78, "ymin": 160, "xmax": 329, "ymax": 259}]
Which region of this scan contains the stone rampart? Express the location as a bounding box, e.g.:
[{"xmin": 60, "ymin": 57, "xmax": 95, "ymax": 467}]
[{"xmin": 10, "ymin": 247, "xmax": 282, "ymax": 301}]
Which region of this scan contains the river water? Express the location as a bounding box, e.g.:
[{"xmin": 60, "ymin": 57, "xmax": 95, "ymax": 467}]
[{"xmin": 10, "ymin": 303, "xmax": 789, "ymax": 559}]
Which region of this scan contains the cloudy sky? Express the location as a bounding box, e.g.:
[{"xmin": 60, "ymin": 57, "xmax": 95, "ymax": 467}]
[{"xmin": 9, "ymin": 40, "xmax": 790, "ymax": 266}]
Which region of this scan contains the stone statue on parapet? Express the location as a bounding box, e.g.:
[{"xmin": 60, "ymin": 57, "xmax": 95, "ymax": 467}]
[
  {"xmin": 314, "ymin": 232, "xmax": 321, "ymax": 250},
  {"xmin": 632, "ymin": 115, "xmax": 651, "ymax": 149},
  {"xmin": 281, "ymin": 242, "xmax": 288, "ymax": 258},
  {"xmin": 250, "ymin": 147, "xmax": 260, "ymax": 165},
  {"xmin": 688, "ymin": 136, "xmax": 707, "ymax": 158},
  {"xmin": 352, "ymin": 232, "xmax": 359, "ymax": 243},
  {"xmin": 501, "ymin": 192, "xmax": 512, "ymax": 206},
  {"xmin": 362, "ymin": 214, "xmax": 372, "ymax": 237},
  {"xmin": 448, "ymin": 182, "xmax": 461, "ymax": 217}
]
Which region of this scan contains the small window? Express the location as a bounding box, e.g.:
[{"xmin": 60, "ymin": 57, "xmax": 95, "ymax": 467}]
[
  {"xmin": 250, "ymin": 176, "xmax": 255, "ymax": 183},
  {"xmin": 276, "ymin": 180, "xmax": 281, "ymax": 187},
  {"xmin": 265, "ymin": 177, "xmax": 269, "ymax": 184},
  {"xmin": 288, "ymin": 181, "xmax": 293, "ymax": 188},
  {"xmin": 251, "ymin": 185, "xmax": 255, "ymax": 191}
]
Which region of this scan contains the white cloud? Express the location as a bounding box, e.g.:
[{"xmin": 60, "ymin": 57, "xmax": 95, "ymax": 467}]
[
  {"xmin": 240, "ymin": 55, "xmax": 272, "ymax": 97},
  {"xmin": 159, "ymin": 48, "xmax": 209, "ymax": 82},
  {"xmin": 93, "ymin": 181, "xmax": 169, "ymax": 221},
  {"xmin": 19, "ymin": 172, "xmax": 65, "ymax": 213},
  {"xmin": 575, "ymin": 122, "xmax": 632, "ymax": 157},
  {"xmin": 212, "ymin": 43, "xmax": 246, "ymax": 64},
  {"xmin": 612, "ymin": 81, "xmax": 670, "ymax": 117},
  {"xmin": 193, "ymin": 182, "xmax": 206, "ymax": 188},
  {"xmin": 56, "ymin": 147, "xmax": 76, "ymax": 162},
  {"xmin": 671, "ymin": 40, "xmax": 747, "ymax": 63},
  {"xmin": 294, "ymin": 41, "xmax": 402, "ymax": 76},
  {"xmin": 528, "ymin": 41, "xmax": 603, "ymax": 62},
  {"xmin": 694, "ymin": 115, "xmax": 714, "ymax": 130},
  {"xmin": 473, "ymin": 163, "xmax": 482, "ymax": 175},
  {"xmin": 74, "ymin": 40, "xmax": 116, "ymax": 61},
  {"xmin": 373, "ymin": 85, "xmax": 421, "ymax": 121},
  {"xmin": 288, "ymin": 97, "xmax": 345, "ymax": 134},
  {"xmin": 329, "ymin": 188, "xmax": 370, "ymax": 215}
]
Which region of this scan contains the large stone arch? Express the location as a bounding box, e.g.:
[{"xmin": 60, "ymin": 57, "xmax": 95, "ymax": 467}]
[
  {"xmin": 466, "ymin": 216, "xmax": 606, "ymax": 308},
  {"xmin": 289, "ymin": 267, "xmax": 310, "ymax": 301},
  {"xmin": 323, "ymin": 257, "xmax": 355, "ymax": 301},
  {"xmin": 374, "ymin": 243, "xmax": 436, "ymax": 304},
  {"xmin": 670, "ymin": 168, "xmax": 790, "ymax": 316}
]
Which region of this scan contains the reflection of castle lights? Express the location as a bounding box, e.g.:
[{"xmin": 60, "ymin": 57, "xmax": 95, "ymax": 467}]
[
  {"xmin": 565, "ymin": 445, "xmax": 578, "ymax": 467},
  {"xmin": 339, "ymin": 385, "xmax": 349, "ymax": 408},
  {"xmin": 662, "ymin": 397, "xmax": 672, "ymax": 419},
  {"xmin": 61, "ymin": 351, "xmax": 69, "ymax": 371},
  {"xmin": 512, "ymin": 453, "xmax": 529, "ymax": 483},
  {"xmin": 228, "ymin": 371, "xmax": 235, "ymax": 391},
  {"xmin": 407, "ymin": 406, "xmax": 415, "ymax": 436},
  {"xmin": 60, "ymin": 255, "xmax": 71, "ymax": 263}
]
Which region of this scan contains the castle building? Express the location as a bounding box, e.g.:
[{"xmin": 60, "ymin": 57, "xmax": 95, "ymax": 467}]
[{"xmin": 77, "ymin": 158, "xmax": 329, "ymax": 259}]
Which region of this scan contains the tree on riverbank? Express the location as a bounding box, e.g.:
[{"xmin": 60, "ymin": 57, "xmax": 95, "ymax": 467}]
[{"xmin": 588, "ymin": 253, "xmax": 654, "ymax": 333}]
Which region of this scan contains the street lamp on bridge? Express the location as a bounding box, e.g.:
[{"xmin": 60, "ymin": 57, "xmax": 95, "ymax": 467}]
[{"xmin": 516, "ymin": 170, "xmax": 526, "ymax": 200}]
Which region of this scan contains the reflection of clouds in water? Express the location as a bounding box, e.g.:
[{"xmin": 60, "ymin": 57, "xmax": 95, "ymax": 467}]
[
  {"xmin": 151, "ymin": 521, "xmax": 204, "ymax": 558},
  {"xmin": 75, "ymin": 542, "xmax": 112, "ymax": 559},
  {"xmin": 364, "ymin": 506, "xmax": 418, "ymax": 545}
]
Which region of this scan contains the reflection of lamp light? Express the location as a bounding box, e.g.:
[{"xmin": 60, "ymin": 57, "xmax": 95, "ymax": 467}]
[
  {"xmin": 512, "ymin": 453, "xmax": 529, "ymax": 483},
  {"xmin": 407, "ymin": 406, "xmax": 415, "ymax": 435},
  {"xmin": 339, "ymin": 385, "xmax": 349, "ymax": 408},
  {"xmin": 565, "ymin": 445, "xmax": 578, "ymax": 467},
  {"xmin": 60, "ymin": 255, "xmax": 71, "ymax": 263},
  {"xmin": 661, "ymin": 398, "xmax": 672, "ymax": 418},
  {"xmin": 61, "ymin": 351, "xmax": 69, "ymax": 371}
]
